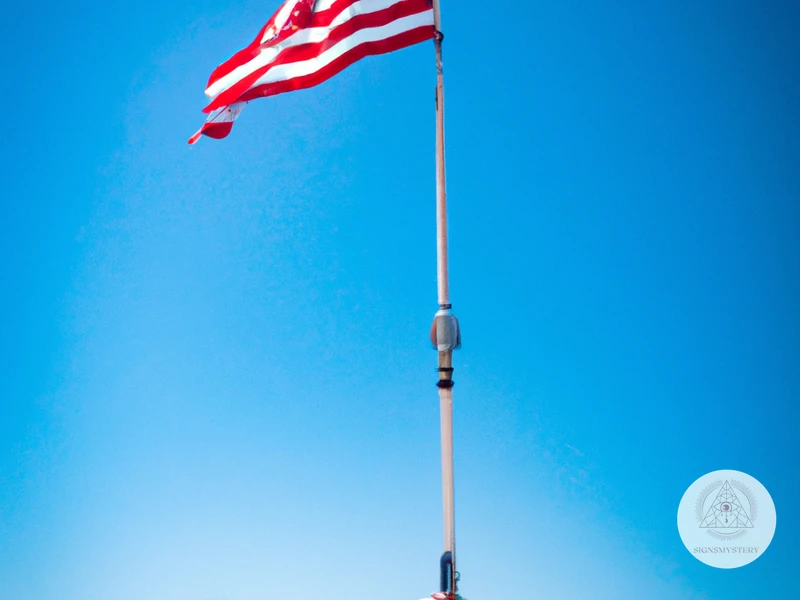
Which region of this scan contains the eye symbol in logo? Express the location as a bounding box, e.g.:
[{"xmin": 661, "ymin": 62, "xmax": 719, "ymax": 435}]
[{"xmin": 696, "ymin": 479, "xmax": 755, "ymax": 540}]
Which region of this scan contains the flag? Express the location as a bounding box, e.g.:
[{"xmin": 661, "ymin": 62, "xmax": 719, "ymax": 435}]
[
  {"xmin": 187, "ymin": 102, "xmax": 246, "ymax": 144},
  {"xmin": 189, "ymin": 0, "xmax": 435, "ymax": 144}
]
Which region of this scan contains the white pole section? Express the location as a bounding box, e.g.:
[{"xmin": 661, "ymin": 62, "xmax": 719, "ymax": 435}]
[
  {"xmin": 433, "ymin": 3, "xmax": 449, "ymax": 308},
  {"xmin": 439, "ymin": 383, "xmax": 456, "ymax": 558}
]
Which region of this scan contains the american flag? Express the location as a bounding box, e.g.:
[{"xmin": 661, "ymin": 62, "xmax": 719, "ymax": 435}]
[{"xmin": 189, "ymin": 0, "xmax": 435, "ymax": 144}]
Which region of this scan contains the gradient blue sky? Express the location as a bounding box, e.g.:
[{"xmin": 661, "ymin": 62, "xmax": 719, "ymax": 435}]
[{"xmin": 2, "ymin": 1, "xmax": 798, "ymax": 598}]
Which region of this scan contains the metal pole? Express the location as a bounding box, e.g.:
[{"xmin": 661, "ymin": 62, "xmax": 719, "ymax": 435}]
[
  {"xmin": 431, "ymin": 0, "xmax": 458, "ymax": 596},
  {"xmin": 434, "ymin": 11, "xmax": 449, "ymax": 308}
]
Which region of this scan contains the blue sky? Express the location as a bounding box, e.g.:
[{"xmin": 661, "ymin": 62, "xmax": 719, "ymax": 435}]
[{"xmin": 1, "ymin": 1, "xmax": 798, "ymax": 598}]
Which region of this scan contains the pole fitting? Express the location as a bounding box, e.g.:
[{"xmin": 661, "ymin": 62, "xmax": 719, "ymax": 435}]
[
  {"xmin": 430, "ymin": 308, "xmax": 461, "ymax": 352},
  {"xmin": 434, "ymin": 29, "xmax": 444, "ymax": 42}
]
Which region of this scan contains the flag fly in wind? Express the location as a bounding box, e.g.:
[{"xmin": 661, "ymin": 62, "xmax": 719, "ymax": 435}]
[{"xmin": 189, "ymin": 0, "xmax": 435, "ymax": 144}]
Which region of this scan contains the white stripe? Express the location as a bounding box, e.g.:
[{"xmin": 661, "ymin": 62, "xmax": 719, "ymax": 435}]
[
  {"xmin": 329, "ymin": 0, "xmax": 404, "ymax": 27},
  {"xmin": 251, "ymin": 11, "xmax": 432, "ymax": 87},
  {"xmin": 315, "ymin": 0, "xmax": 338, "ymax": 12},
  {"xmin": 205, "ymin": 0, "xmax": 427, "ymax": 99},
  {"xmin": 204, "ymin": 101, "xmax": 246, "ymax": 125},
  {"xmin": 261, "ymin": 0, "xmax": 298, "ymax": 43}
]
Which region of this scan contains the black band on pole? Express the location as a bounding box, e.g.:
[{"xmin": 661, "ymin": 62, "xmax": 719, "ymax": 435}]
[{"xmin": 440, "ymin": 551, "xmax": 453, "ymax": 593}]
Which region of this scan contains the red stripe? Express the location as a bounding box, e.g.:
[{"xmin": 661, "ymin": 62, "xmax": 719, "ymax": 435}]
[
  {"xmin": 188, "ymin": 121, "xmax": 235, "ymax": 144},
  {"xmin": 204, "ymin": 1, "xmax": 432, "ymax": 113},
  {"xmin": 206, "ymin": 0, "xmax": 424, "ymax": 91},
  {"xmin": 236, "ymin": 26, "xmax": 433, "ymax": 103},
  {"xmin": 202, "ymin": 122, "xmax": 235, "ymax": 139}
]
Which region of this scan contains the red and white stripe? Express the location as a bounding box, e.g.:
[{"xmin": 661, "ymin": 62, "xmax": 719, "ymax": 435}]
[
  {"xmin": 189, "ymin": 0, "xmax": 434, "ymax": 143},
  {"xmin": 188, "ymin": 102, "xmax": 246, "ymax": 145}
]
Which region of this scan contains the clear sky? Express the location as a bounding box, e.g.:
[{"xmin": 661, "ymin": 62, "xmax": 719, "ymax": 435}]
[{"xmin": 1, "ymin": 1, "xmax": 798, "ymax": 598}]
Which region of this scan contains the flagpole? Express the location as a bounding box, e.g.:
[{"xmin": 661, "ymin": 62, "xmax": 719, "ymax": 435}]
[{"xmin": 430, "ymin": 0, "xmax": 460, "ymax": 597}]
